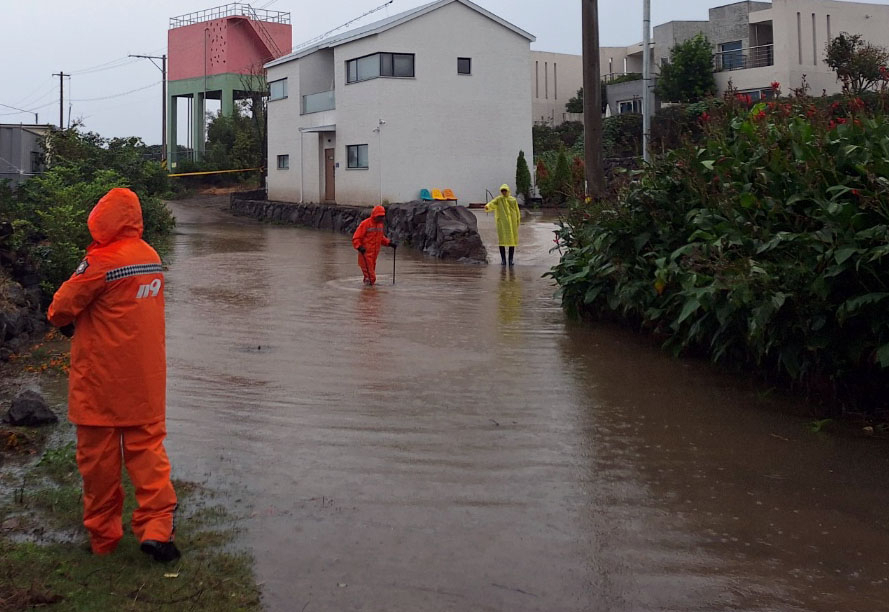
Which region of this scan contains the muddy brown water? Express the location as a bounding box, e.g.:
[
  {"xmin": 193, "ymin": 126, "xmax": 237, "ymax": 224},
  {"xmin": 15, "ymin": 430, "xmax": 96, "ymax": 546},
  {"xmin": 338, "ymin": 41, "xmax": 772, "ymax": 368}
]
[{"xmin": 164, "ymin": 197, "xmax": 889, "ymax": 612}]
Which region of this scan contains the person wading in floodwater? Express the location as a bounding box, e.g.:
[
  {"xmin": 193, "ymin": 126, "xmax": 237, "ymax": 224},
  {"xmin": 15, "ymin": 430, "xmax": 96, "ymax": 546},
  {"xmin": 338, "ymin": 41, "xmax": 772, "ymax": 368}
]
[
  {"xmin": 485, "ymin": 184, "xmax": 520, "ymax": 265},
  {"xmin": 47, "ymin": 187, "xmax": 180, "ymax": 563},
  {"xmin": 352, "ymin": 205, "xmax": 397, "ymax": 286}
]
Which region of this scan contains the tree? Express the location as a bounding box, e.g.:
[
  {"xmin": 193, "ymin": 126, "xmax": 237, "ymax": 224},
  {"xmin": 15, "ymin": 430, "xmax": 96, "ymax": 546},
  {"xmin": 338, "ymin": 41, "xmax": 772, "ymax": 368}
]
[
  {"xmin": 552, "ymin": 147, "xmax": 572, "ymax": 202},
  {"xmin": 515, "ymin": 151, "xmax": 531, "ymax": 202},
  {"xmin": 566, "ymin": 88, "xmax": 584, "ymax": 113},
  {"xmin": 825, "ymin": 33, "xmax": 889, "ymax": 95},
  {"xmin": 656, "ymin": 34, "xmax": 717, "ymax": 103}
]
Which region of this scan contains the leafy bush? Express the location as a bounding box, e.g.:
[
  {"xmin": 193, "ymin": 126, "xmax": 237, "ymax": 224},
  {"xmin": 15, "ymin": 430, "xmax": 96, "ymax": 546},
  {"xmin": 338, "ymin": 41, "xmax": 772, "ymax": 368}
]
[
  {"xmin": 656, "ymin": 34, "xmax": 717, "ymax": 103},
  {"xmin": 548, "ymin": 91, "xmax": 889, "ymax": 411},
  {"xmin": 0, "ymin": 128, "xmax": 175, "ymax": 296}
]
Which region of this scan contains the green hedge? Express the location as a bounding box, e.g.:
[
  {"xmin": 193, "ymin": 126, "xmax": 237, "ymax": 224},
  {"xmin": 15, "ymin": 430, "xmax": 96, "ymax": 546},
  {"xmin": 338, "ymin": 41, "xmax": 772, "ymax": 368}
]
[{"xmin": 548, "ymin": 92, "xmax": 889, "ymax": 411}]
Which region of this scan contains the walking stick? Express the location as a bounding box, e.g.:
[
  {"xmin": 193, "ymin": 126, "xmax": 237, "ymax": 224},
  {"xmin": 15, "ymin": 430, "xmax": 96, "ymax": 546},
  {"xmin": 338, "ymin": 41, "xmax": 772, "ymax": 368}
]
[{"xmin": 392, "ymin": 245, "xmax": 396, "ymax": 285}]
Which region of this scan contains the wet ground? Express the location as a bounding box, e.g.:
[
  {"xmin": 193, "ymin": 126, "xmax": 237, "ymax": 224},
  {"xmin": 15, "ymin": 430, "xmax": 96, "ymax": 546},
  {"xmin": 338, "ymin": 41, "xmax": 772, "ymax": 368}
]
[{"xmin": 164, "ymin": 197, "xmax": 889, "ymax": 612}]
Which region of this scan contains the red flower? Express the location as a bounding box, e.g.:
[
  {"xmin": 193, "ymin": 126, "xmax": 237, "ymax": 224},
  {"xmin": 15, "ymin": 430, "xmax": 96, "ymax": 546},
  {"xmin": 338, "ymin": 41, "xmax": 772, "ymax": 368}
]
[
  {"xmin": 829, "ymin": 120, "xmax": 837, "ymax": 130},
  {"xmin": 771, "ymin": 81, "xmax": 781, "ymax": 90},
  {"xmin": 852, "ymin": 189, "xmax": 860, "ymax": 197},
  {"xmin": 837, "ymin": 117, "xmax": 847, "ymax": 124},
  {"xmin": 699, "ymin": 112, "xmax": 711, "ymax": 123},
  {"xmin": 754, "ymin": 110, "xmax": 767, "ymax": 121}
]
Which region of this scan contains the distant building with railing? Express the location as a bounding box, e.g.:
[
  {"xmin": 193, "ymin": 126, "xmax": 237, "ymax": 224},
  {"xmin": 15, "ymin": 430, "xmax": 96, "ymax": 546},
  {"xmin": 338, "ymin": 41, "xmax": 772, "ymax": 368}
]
[{"xmin": 556, "ymin": 0, "xmax": 889, "ymax": 122}]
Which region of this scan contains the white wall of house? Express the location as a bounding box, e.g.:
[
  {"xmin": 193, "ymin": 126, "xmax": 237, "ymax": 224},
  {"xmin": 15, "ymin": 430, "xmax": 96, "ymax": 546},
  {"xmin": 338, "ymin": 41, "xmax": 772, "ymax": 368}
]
[
  {"xmin": 531, "ymin": 51, "xmax": 582, "ymax": 125},
  {"xmin": 267, "ymin": 0, "xmax": 533, "ymax": 206}
]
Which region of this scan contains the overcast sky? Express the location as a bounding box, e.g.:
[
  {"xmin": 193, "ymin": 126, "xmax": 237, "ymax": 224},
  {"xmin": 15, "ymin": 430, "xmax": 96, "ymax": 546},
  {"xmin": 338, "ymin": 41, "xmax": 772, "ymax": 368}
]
[{"xmin": 2, "ymin": 0, "xmax": 887, "ymax": 144}]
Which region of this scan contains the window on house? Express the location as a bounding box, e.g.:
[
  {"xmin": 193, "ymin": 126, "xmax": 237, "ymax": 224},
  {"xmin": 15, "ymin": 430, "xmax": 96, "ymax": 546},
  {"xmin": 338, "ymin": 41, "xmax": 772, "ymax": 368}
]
[
  {"xmin": 277, "ymin": 154, "xmax": 289, "ymax": 169},
  {"xmin": 719, "ymin": 40, "xmax": 744, "ymax": 70},
  {"xmin": 458, "ymin": 57, "xmax": 471, "ymax": 75},
  {"xmin": 618, "ymin": 99, "xmax": 642, "ymax": 114},
  {"xmin": 346, "ymin": 53, "xmax": 415, "ymax": 83},
  {"xmin": 30, "ymin": 151, "xmax": 44, "ymax": 173},
  {"xmin": 347, "ymin": 144, "xmax": 369, "ymax": 169},
  {"xmin": 270, "ymin": 79, "xmax": 288, "ymax": 100}
]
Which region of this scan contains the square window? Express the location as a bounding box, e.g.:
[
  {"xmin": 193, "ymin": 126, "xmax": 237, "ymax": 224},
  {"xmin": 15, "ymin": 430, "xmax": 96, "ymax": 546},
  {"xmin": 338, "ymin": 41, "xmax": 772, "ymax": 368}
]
[
  {"xmin": 458, "ymin": 57, "xmax": 471, "ymax": 75},
  {"xmin": 277, "ymin": 154, "xmax": 289, "ymax": 169},
  {"xmin": 347, "ymin": 144, "xmax": 368, "ymax": 169},
  {"xmin": 393, "ymin": 53, "xmax": 414, "ymax": 77},
  {"xmin": 270, "ymin": 79, "xmax": 287, "ymax": 100}
]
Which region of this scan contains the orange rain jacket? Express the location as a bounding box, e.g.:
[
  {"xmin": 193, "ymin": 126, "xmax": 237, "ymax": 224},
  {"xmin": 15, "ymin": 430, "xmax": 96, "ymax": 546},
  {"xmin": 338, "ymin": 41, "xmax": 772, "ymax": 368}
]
[
  {"xmin": 352, "ymin": 205, "xmax": 391, "ymax": 284},
  {"xmin": 48, "ymin": 188, "xmax": 166, "ymax": 427}
]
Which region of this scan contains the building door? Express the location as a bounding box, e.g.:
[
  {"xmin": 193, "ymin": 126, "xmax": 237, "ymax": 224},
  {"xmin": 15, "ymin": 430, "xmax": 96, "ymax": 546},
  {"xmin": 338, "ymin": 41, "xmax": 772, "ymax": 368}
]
[{"xmin": 324, "ymin": 149, "xmax": 335, "ymax": 202}]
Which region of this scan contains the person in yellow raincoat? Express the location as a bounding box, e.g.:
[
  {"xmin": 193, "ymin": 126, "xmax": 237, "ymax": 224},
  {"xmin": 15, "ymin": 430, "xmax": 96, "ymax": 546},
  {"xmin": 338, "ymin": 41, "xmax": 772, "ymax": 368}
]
[{"xmin": 485, "ymin": 184, "xmax": 520, "ymax": 265}]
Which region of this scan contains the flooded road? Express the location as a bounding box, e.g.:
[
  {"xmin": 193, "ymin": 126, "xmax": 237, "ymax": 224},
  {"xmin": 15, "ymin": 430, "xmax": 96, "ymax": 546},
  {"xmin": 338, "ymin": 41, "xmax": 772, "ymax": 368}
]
[{"xmin": 164, "ymin": 197, "xmax": 889, "ymax": 611}]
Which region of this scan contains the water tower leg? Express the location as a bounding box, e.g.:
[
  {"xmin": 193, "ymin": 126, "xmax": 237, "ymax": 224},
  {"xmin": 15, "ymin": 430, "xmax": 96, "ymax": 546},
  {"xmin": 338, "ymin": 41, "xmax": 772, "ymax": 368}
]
[
  {"xmin": 192, "ymin": 91, "xmax": 205, "ymax": 161},
  {"xmin": 222, "ymin": 87, "xmax": 234, "ymax": 117},
  {"xmin": 167, "ymin": 96, "xmax": 178, "ymax": 168}
]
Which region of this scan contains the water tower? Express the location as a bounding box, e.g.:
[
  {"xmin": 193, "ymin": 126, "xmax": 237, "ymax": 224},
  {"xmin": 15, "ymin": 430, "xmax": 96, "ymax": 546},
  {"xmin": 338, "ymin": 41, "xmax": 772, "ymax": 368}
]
[{"xmin": 167, "ymin": 3, "xmax": 291, "ymax": 166}]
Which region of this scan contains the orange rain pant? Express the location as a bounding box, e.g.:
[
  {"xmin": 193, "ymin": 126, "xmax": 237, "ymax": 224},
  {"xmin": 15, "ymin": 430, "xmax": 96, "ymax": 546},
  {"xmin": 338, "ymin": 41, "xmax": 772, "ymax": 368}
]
[
  {"xmin": 76, "ymin": 420, "xmax": 177, "ymax": 554},
  {"xmin": 358, "ymin": 251, "xmax": 379, "ymax": 285}
]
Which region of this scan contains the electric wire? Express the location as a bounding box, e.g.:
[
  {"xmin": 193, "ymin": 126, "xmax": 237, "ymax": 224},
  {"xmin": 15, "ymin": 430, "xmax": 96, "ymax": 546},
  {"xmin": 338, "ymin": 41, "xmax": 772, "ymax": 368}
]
[{"xmin": 70, "ymin": 81, "xmax": 161, "ymax": 103}]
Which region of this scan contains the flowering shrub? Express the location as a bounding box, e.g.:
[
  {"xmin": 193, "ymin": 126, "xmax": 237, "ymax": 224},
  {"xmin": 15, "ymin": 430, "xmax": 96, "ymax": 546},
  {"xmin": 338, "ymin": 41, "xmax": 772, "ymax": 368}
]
[{"xmin": 548, "ymin": 90, "xmax": 889, "ymax": 410}]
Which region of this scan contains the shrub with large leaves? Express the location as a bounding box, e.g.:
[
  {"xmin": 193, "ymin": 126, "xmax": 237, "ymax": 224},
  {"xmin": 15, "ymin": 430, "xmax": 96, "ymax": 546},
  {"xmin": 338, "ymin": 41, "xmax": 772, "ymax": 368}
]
[{"xmin": 548, "ymin": 92, "xmax": 889, "ymax": 409}]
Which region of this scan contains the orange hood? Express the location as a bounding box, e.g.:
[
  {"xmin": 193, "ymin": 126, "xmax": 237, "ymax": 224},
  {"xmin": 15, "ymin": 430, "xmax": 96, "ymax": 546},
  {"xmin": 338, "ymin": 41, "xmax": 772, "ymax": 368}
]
[
  {"xmin": 88, "ymin": 187, "xmax": 144, "ymax": 246},
  {"xmin": 371, "ymin": 205, "xmax": 386, "ymax": 222}
]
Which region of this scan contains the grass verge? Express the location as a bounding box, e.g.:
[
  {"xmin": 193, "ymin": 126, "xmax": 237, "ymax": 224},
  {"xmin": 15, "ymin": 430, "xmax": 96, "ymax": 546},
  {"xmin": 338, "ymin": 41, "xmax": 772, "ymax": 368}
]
[{"xmin": 0, "ymin": 438, "xmax": 261, "ymax": 611}]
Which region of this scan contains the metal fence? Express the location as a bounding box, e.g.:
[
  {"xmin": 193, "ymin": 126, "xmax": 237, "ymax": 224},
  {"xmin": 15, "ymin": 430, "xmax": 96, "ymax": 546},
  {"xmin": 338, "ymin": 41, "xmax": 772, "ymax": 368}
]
[
  {"xmin": 170, "ymin": 3, "xmax": 290, "ymax": 28},
  {"xmin": 713, "ymin": 44, "xmax": 774, "ymax": 72}
]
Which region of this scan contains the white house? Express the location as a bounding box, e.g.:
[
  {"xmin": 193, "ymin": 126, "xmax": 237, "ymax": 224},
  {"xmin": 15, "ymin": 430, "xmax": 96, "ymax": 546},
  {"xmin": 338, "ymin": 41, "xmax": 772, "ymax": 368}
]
[{"xmin": 265, "ymin": 0, "xmax": 535, "ymax": 206}]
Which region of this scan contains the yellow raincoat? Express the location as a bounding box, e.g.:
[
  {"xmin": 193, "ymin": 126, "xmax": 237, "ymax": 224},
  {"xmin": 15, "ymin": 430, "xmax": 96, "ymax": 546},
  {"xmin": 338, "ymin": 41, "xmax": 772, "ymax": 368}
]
[{"xmin": 485, "ymin": 184, "xmax": 521, "ymax": 247}]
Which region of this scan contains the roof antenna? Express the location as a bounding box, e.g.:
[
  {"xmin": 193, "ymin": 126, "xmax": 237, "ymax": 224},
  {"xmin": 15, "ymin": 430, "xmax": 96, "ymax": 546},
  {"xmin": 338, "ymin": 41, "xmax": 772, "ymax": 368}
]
[{"xmin": 290, "ymin": 1, "xmax": 395, "ymax": 53}]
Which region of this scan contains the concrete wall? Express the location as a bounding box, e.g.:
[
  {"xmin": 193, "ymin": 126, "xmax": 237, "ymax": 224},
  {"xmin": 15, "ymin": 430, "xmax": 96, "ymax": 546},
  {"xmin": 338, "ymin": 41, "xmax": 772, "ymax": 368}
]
[
  {"xmin": 773, "ymin": 0, "xmax": 889, "ymax": 96},
  {"xmin": 298, "ymin": 49, "xmax": 335, "ymax": 97},
  {"xmin": 531, "ymin": 51, "xmax": 582, "ymax": 125},
  {"xmin": 654, "ymin": 21, "xmax": 709, "ymax": 68},
  {"xmin": 268, "ymin": 1, "xmax": 533, "ymax": 207}
]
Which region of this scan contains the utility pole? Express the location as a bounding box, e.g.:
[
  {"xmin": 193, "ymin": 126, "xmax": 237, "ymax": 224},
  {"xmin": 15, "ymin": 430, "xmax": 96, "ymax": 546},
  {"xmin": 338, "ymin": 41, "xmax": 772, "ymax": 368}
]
[
  {"xmin": 642, "ymin": 0, "xmax": 652, "ymax": 163},
  {"xmin": 52, "ymin": 71, "xmax": 66, "ymax": 129},
  {"xmin": 130, "ymin": 54, "xmax": 168, "ymax": 164},
  {"xmin": 582, "ymin": 1, "xmax": 604, "ymax": 197}
]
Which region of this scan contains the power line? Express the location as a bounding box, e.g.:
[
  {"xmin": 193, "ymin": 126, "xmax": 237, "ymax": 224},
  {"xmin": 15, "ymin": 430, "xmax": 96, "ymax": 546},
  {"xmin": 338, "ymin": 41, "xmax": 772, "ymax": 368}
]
[
  {"xmin": 70, "ymin": 81, "xmax": 161, "ymax": 102},
  {"xmin": 0, "ymin": 100, "xmax": 57, "ymax": 117}
]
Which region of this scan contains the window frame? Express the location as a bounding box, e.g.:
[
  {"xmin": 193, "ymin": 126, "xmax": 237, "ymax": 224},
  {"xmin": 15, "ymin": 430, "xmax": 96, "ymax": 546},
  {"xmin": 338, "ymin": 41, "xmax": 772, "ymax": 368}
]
[
  {"xmin": 346, "ymin": 144, "xmax": 369, "ymax": 169},
  {"xmin": 346, "ymin": 52, "xmax": 415, "ymax": 84},
  {"xmin": 276, "ymin": 154, "xmax": 289, "ymax": 170},
  {"xmin": 269, "ymin": 78, "xmax": 288, "ymax": 101},
  {"xmin": 618, "ymin": 99, "xmax": 642, "ymax": 114},
  {"xmin": 457, "ymin": 57, "xmax": 472, "ymax": 75}
]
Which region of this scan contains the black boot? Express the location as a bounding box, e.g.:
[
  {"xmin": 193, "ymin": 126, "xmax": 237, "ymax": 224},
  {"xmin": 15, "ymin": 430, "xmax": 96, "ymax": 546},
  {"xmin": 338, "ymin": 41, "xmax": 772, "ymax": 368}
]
[
  {"xmin": 508, "ymin": 247, "xmax": 515, "ymax": 266},
  {"xmin": 140, "ymin": 540, "xmax": 181, "ymax": 563},
  {"xmin": 499, "ymin": 246, "xmax": 507, "ymax": 265}
]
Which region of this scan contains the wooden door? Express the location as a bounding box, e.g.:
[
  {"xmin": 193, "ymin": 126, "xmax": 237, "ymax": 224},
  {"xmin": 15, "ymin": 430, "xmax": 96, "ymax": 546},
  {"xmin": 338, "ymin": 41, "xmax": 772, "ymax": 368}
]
[{"xmin": 324, "ymin": 148, "xmax": 335, "ymax": 201}]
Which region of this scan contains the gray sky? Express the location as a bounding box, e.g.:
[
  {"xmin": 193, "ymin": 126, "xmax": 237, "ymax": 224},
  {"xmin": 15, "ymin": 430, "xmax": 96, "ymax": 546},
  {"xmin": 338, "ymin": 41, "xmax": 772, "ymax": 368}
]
[{"xmin": 1, "ymin": 0, "xmax": 886, "ymax": 144}]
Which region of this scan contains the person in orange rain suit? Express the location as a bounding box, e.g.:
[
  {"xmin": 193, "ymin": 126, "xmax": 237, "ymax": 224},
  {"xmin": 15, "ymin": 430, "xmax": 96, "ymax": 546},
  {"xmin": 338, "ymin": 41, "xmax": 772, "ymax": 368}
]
[
  {"xmin": 47, "ymin": 187, "xmax": 180, "ymax": 563},
  {"xmin": 352, "ymin": 205, "xmax": 397, "ymax": 286}
]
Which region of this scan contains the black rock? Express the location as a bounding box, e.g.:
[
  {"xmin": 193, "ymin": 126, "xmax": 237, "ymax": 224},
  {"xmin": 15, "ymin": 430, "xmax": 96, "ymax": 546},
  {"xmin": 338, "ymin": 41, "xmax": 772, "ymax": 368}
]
[{"xmin": 4, "ymin": 390, "xmax": 58, "ymax": 426}]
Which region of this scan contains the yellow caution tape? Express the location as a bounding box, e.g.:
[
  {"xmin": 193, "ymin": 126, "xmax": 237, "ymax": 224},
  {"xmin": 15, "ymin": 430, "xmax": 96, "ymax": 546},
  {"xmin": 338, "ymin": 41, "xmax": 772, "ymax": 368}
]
[{"xmin": 168, "ymin": 168, "xmax": 262, "ymax": 177}]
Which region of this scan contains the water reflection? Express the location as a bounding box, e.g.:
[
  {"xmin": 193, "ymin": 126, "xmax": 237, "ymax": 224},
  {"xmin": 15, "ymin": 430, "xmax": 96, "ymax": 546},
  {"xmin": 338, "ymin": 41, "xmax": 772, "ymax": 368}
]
[{"xmin": 161, "ymin": 198, "xmax": 889, "ymax": 612}]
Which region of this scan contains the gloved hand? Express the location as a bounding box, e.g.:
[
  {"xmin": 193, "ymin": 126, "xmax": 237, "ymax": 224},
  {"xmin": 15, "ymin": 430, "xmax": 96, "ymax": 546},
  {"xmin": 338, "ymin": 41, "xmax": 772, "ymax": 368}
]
[
  {"xmin": 59, "ymin": 323, "xmax": 75, "ymax": 338},
  {"xmin": 357, "ymin": 246, "xmax": 366, "ymax": 254},
  {"xmin": 389, "ymin": 242, "xmax": 398, "ymax": 249}
]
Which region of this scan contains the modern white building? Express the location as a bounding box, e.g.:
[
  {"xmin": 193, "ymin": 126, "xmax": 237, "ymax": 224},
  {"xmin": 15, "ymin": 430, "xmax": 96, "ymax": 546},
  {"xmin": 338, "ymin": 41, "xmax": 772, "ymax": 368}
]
[
  {"xmin": 265, "ymin": 0, "xmax": 534, "ymax": 206},
  {"xmin": 535, "ymin": 0, "xmax": 889, "ymax": 122}
]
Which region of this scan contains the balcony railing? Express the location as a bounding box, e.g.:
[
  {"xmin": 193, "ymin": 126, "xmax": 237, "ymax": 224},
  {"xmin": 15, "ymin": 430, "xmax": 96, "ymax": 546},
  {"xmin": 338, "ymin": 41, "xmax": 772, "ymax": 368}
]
[
  {"xmin": 302, "ymin": 90, "xmax": 335, "ymax": 114},
  {"xmin": 713, "ymin": 44, "xmax": 774, "ymax": 72}
]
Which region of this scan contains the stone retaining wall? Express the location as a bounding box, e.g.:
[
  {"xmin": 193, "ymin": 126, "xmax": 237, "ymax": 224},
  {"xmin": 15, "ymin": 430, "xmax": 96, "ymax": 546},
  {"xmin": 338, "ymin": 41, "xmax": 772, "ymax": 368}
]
[{"xmin": 230, "ymin": 196, "xmax": 488, "ymax": 263}]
